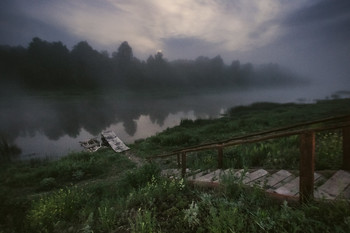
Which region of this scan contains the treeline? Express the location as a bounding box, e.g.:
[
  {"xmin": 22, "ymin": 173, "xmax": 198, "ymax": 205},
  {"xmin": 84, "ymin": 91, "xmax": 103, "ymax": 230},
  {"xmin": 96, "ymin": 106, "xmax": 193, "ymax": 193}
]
[{"xmin": 0, "ymin": 37, "xmax": 305, "ymax": 90}]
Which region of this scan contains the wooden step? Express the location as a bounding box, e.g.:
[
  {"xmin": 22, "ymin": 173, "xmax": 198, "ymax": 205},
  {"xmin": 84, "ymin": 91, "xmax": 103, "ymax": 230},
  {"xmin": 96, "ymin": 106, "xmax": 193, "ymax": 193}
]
[
  {"xmin": 194, "ymin": 169, "xmax": 222, "ymax": 182},
  {"xmin": 243, "ymin": 169, "xmax": 268, "ymax": 185},
  {"xmin": 161, "ymin": 168, "xmax": 350, "ymax": 200},
  {"xmin": 266, "ymin": 170, "xmax": 294, "ymax": 188},
  {"xmin": 314, "ymin": 170, "xmax": 350, "ymax": 200},
  {"xmin": 274, "ymin": 173, "xmax": 324, "ymax": 196}
]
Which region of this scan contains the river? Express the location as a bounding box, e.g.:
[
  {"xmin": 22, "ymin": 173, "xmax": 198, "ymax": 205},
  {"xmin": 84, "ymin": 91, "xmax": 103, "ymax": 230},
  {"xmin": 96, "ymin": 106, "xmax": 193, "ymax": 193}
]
[{"xmin": 0, "ymin": 85, "xmax": 347, "ymax": 159}]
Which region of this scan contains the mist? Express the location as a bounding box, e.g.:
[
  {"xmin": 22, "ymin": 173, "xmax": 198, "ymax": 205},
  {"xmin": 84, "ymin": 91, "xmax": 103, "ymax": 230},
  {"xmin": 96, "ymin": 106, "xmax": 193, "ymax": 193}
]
[{"xmin": 1, "ymin": 0, "xmax": 350, "ymax": 158}]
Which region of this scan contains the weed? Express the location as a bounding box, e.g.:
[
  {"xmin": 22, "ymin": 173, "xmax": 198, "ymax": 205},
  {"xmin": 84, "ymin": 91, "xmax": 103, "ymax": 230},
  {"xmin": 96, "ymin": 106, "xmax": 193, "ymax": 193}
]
[
  {"xmin": 129, "ymin": 208, "xmax": 159, "ymax": 233},
  {"xmin": 97, "ymin": 201, "xmax": 117, "ymax": 232},
  {"xmin": 183, "ymin": 201, "xmax": 200, "ymax": 229}
]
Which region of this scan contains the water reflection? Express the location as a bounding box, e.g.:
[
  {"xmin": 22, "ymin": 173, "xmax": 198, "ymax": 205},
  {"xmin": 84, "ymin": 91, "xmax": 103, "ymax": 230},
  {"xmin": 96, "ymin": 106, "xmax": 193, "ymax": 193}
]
[{"xmin": 0, "ymin": 86, "xmax": 343, "ymax": 158}]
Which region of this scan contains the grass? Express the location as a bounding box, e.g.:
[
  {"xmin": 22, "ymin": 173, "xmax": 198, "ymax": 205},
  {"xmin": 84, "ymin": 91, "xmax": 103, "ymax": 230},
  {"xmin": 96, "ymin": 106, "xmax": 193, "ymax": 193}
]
[
  {"xmin": 132, "ymin": 98, "xmax": 350, "ymax": 170},
  {"xmin": 1, "ymin": 98, "xmax": 350, "ymax": 232}
]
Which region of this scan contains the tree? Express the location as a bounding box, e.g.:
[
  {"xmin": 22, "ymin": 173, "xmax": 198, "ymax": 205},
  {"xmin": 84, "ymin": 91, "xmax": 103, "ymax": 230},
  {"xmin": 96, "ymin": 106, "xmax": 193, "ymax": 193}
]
[
  {"xmin": 112, "ymin": 41, "xmax": 133, "ymax": 70},
  {"xmin": 26, "ymin": 37, "xmax": 71, "ymax": 88}
]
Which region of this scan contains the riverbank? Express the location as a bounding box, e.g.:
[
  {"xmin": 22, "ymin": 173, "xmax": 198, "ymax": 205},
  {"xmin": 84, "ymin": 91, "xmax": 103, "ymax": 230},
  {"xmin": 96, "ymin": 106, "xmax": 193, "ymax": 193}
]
[{"xmin": 1, "ymin": 98, "xmax": 350, "ymax": 232}]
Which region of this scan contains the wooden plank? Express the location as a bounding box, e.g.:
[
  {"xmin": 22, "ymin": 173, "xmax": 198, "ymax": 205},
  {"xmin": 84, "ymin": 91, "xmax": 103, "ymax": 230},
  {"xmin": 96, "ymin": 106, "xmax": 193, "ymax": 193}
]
[
  {"xmin": 315, "ymin": 170, "xmax": 350, "ymax": 200},
  {"xmin": 266, "ymin": 175, "xmax": 296, "ymax": 192},
  {"xmin": 299, "ymin": 131, "xmax": 315, "ymax": 202},
  {"xmin": 266, "ymin": 170, "xmax": 293, "ymax": 188},
  {"xmin": 274, "ymin": 173, "xmax": 322, "ymax": 196},
  {"xmin": 274, "ymin": 177, "xmax": 300, "ymax": 196},
  {"xmin": 195, "ymin": 169, "xmax": 222, "ymax": 182},
  {"xmin": 243, "ymin": 169, "xmax": 268, "ymax": 184},
  {"xmin": 101, "ymin": 131, "xmax": 129, "ymax": 152}
]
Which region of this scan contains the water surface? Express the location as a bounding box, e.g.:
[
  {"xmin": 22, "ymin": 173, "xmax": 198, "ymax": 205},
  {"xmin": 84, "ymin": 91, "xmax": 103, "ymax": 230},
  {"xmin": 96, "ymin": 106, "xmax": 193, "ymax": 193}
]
[{"xmin": 0, "ymin": 85, "xmax": 345, "ymax": 159}]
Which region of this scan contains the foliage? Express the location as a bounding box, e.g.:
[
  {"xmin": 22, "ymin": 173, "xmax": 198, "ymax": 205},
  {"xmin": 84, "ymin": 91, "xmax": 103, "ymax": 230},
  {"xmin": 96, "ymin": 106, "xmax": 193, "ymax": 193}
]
[{"xmin": 0, "ymin": 37, "xmax": 304, "ymax": 91}]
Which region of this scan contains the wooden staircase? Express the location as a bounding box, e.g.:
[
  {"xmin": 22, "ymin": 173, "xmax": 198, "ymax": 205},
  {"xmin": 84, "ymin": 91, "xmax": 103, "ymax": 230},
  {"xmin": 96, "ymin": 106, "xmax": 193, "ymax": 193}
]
[
  {"xmin": 151, "ymin": 115, "xmax": 350, "ymax": 202},
  {"xmin": 161, "ymin": 168, "xmax": 350, "ymax": 200}
]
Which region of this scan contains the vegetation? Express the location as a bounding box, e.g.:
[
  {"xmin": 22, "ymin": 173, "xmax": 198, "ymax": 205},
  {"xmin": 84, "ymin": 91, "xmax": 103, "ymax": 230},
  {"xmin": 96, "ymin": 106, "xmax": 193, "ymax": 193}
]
[
  {"xmin": 1, "ymin": 98, "xmax": 350, "ymax": 232},
  {"xmin": 0, "ymin": 37, "xmax": 305, "ymax": 91},
  {"xmin": 132, "ymin": 98, "xmax": 350, "ymax": 170}
]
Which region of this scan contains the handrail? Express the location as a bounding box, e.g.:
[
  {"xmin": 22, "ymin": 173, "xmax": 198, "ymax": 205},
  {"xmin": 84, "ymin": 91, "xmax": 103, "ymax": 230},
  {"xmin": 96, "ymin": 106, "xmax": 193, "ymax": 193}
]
[
  {"xmin": 148, "ymin": 114, "xmax": 350, "ymax": 160},
  {"xmin": 147, "ymin": 113, "xmax": 350, "ymax": 203}
]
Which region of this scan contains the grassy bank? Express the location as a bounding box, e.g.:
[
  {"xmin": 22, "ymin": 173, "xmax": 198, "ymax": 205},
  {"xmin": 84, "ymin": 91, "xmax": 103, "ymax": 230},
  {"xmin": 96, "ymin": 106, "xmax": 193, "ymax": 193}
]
[
  {"xmin": 132, "ymin": 98, "xmax": 350, "ymax": 170},
  {"xmin": 1, "ymin": 98, "xmax": 350, "ymax": 232}
]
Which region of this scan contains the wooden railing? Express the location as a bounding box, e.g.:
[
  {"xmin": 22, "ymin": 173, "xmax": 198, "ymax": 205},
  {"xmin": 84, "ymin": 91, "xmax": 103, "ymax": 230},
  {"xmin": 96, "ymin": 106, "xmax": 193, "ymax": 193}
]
[{"xmin": 148, "ymin": 114, "xmax": 350, "ymax": 203}]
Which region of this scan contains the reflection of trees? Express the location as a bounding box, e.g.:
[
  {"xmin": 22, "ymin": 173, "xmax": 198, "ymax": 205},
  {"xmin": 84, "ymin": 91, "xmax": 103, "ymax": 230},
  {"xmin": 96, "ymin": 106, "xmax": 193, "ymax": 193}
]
[
  {"xmin": 0, "ymin": 90, "xmax": 225, "ymax": 142},
  {"xmin": 0, "ymin": 37, "xmax": 307, "ymax": 143}
]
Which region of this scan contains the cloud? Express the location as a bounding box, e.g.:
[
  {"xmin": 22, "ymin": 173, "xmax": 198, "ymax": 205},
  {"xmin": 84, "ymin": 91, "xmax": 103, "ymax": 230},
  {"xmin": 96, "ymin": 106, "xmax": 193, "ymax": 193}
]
[{"xmin": 16, "ymin": 0, "xmax": 306, "ymax": 56}]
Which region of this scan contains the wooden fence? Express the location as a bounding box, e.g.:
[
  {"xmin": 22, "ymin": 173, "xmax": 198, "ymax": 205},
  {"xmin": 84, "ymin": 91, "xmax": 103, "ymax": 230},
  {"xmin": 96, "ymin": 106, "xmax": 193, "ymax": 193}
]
[{"xmin": 148, "ymin": 114, "xmax": 350, "ymax": 203}]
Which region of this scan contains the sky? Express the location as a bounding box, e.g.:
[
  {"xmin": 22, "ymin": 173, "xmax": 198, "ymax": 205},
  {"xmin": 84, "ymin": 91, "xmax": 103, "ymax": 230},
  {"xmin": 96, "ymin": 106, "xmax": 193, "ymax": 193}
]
[{"xmin": 0, "ymin": 0, "xmax": 350, "ymax": 90}]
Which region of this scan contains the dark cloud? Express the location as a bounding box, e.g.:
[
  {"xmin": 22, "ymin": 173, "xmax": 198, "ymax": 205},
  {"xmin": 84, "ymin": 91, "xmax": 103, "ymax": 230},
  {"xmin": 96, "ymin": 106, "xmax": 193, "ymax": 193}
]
[
  {"xmin": 225, "ymin": 0, "xmax": 350, "ymax": 88},
  {"xmin": 0, "ymin": 0, "xmax": 78, "ymax": 48},
  {"xmin": 285, "ymin": 0, "xmax": 350, "ymax": 27}
]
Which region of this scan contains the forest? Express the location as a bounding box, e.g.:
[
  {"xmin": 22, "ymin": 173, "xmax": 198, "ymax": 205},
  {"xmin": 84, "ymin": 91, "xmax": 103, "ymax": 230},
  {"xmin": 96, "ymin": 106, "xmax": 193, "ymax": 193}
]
[{"xmin": 0, "ymin": 37, "xmax": 306, "ymax": 91}]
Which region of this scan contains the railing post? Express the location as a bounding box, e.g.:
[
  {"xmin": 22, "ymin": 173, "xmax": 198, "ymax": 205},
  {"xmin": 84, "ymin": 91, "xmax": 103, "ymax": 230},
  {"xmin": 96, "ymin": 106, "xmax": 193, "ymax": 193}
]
[
  {"xmin": 177, "ymin": 154, "xmax": 181, "ymax": 168},
  {"xmin": 299, "ymin": 131, "xmax": 315, "ymax": 203},
  {"xmin": 181, "ymin": 152, "xmax": 187, "ymax": 177},
  {"xmin": 218, "ymin": 146, "xmax": 223, "ymax": 169},
  {"xmin": 343, "ymin": 127, "xmax": 350, "ymax": 171}
]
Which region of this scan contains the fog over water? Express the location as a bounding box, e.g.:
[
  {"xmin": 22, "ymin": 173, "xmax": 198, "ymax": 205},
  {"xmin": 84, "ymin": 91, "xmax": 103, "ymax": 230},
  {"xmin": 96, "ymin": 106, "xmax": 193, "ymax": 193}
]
[
  {"xmin": 1, "ymin": 0, "xmax": 349, "ymax": 159},
  {"xmin": 1, "ymin": 84, "xmax": 348, "ymax": 159}
]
